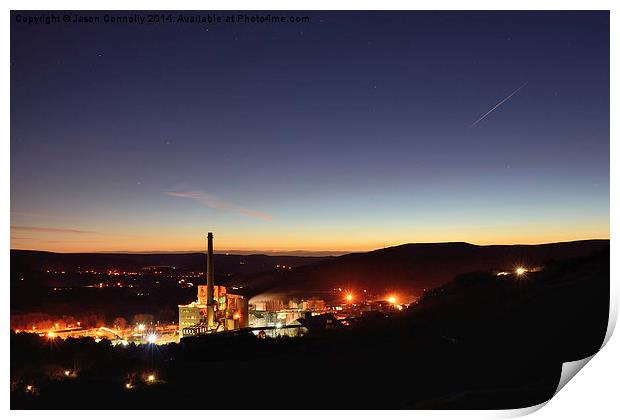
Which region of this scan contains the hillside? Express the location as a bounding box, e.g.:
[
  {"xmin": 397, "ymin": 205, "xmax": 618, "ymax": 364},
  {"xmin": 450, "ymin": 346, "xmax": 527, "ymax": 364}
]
[
  {"xmin": 238, "ymin": 240, "xmax": 609, "ymax": 298},
  {"xmin": 10, "ymin": 250, "xmax": 329, "ymax": 282}
]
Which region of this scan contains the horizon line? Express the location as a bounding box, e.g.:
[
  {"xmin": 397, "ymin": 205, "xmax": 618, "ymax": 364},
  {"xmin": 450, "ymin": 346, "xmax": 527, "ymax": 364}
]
[{"xmin": 9, "ymin": 238, "xmax": 610, "ymax": 256}]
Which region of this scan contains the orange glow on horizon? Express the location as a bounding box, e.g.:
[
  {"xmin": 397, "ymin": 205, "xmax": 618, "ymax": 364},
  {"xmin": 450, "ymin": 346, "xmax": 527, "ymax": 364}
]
[{"xmin": 10, "ymin": 222, "xmax": 609, "ymax": 253}]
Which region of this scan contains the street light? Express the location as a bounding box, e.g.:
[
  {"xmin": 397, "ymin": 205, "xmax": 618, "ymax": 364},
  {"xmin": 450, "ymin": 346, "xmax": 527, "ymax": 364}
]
[{"xmin": 515, "ymin": 267, "xmax": 527, "ymax": 276}]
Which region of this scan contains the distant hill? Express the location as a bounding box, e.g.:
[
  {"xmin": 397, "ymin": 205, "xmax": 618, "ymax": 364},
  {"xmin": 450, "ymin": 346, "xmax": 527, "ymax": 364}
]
[
  {"xmin": 10, "ymin": 240, "xmax": 609, "ymax": 300},
  {"xmin": 237, "ymin": 240, "xmax": 609, "ymax": 299},
  {"xmin": 10, "ymin": 250, "xmax": 330, "ymax": 280}
]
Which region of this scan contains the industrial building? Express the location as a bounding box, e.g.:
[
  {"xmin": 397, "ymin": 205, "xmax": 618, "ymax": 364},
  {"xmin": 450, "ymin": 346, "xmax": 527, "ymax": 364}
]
[{"xmin": 178, "ymin": 233, "xmax": 248, "ymax": 338}]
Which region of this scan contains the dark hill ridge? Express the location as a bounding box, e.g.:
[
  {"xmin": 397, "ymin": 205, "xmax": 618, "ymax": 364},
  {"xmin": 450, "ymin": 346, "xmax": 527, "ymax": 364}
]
[
  {"xmin": 10, "ymin": 250, "xmax": 330, "ymax": 279},
  {"xmin": 239, "ymin": 240, "xmax": 609, "ymax": 298}
]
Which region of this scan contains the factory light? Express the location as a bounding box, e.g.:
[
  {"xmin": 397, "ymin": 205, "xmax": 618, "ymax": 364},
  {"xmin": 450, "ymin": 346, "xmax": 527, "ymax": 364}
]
[
  {"xmin": 515, "ymin": 267, "xmax": 527, "ymax": 276},
  {"xmin": 388, "ymin": 296, "xmax": 397, "ymax": 304},
  {"xmin": 125, "ymin": 382, "xmax": 133, "ymax": 389},
  {"xmin": 47, "ymin": 331, "xmax": 56, "ymax": 338},
  {"xmin": 26, "ymin": 385, "xmax": 33, "ymax": 392},
  {"xmin": 346, "ymin": 294, "xmax": 353, "ymax": 302},
  {"xmin": 147, "ymin": 374, "xmax": 155, "ymax": 382},
  {"xmin": 147, "ymin": 334, "xmax": 157, "ymax": 344},
  {"xmin": 64, "ymin": 370, "xmax": 71, "ymax": 376}
]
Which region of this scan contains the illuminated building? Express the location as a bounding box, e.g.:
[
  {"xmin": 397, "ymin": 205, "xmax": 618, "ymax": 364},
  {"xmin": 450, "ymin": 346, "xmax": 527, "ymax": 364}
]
[
  {"xmin": 301, "ymin": 299, "xmax": 326, "ymax": 311},
  {"xmin": 178, "ymin": 233, "xmax": 248, "ymax": 338}
]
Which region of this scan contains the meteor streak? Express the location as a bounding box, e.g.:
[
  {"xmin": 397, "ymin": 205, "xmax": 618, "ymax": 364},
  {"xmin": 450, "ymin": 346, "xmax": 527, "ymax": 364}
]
[{"xmin": 470, "ymin": 82, "xmax": 528, "ymax": 127}]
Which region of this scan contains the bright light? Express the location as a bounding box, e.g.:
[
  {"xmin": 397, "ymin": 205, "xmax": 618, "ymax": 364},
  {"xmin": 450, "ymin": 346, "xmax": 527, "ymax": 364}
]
[
  {"xmin": 233, "ymin": 313, "xmax": 240, "ymax": 320},
  {"xmin": 515, "ymin": 267, "xmax": 527, "ymax": 276},
  {"xmin": 64, "ymin": 370, "xmax": 71, "ymax": 376},
  {"xmin": 147, "ymin": 334, "xmax": 157, "ymax": 344},
  {"xmin": 147, "ymin": 374, "xmax": 155, "ymax": 382},
  {"xmin": 26, "ymin": 385, "xmax": 33, "ymax": 391},
  {"xmin": 137, "ymin": 324, "xmax": 145, "ymax": 331},
  {"xmin": 275, "ymin": 322, "xmax": 282, "ymax": 329},
  {"xmin": 47, "ymin": 331, "xmax": 56, "ymax": 338},
  {"xmin": 346, "ymin": 294, "xmax": 353, "ymax": 302},
  {"xmin": 388, "ymin": 296, "xmax": 397, "ymax": 304},
  {"xmin": 125, "ymin": 382, "xmax": 133, "ymax": 389}
]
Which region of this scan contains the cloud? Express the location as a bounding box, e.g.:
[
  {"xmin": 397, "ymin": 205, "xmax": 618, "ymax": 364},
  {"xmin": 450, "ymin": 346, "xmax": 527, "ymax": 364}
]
[
  {"xmin": 11, "ymin": 226, "xmax": 98, "ymax": 234},
  {"xmin": 167, "ymin": 191, "xmax": 272, "ymax": 221}
]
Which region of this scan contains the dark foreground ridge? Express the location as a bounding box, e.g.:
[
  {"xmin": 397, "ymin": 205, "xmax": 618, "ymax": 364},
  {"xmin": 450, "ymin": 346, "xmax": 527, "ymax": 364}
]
[{"xmin": 11, "ymin": 245, "xmax": 609, "ymax": 409}]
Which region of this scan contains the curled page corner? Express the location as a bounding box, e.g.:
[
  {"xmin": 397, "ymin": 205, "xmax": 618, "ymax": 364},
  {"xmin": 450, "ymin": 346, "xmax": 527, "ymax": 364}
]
[
  {"xmin": 553, "ymin": 293, "xmax": 618, "ymax": 397},
  {"xmin": 500, "ymin": 401, "xmax": 549, "ymax": 418},
  {"xmin": 555, "ymin": 355, "xmax": 595, "ymax": 396}
]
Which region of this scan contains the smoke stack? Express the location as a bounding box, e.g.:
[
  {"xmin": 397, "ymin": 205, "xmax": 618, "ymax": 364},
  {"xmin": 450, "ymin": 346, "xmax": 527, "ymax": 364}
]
[{"xmin": 206, "ymin": 232, "xmax": 215, "ymax": 327}]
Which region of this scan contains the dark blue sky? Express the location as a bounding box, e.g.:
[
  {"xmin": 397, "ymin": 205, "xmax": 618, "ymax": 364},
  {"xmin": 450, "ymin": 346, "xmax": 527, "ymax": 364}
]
[{"xmin": 11, "ymin": 11, "xmax": 609, "ymax": 252}]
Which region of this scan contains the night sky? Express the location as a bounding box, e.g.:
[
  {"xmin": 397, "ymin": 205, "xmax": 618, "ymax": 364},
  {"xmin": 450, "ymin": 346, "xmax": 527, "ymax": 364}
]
[{"xmin": 10, "ymin": 11, "xmax": 609, "ymax": 252}]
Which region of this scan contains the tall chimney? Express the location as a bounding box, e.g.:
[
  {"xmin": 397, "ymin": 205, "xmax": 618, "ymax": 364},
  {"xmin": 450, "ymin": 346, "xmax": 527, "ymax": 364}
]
[{"xmin": 206, "ymin": 232, "xmax": 215, "ymax": 327}]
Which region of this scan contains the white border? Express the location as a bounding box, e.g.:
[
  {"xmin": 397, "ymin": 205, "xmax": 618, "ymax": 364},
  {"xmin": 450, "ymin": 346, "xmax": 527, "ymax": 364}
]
[{"xmin": 3, "ymin": 1, "xmax": 617, "ymax": 419}]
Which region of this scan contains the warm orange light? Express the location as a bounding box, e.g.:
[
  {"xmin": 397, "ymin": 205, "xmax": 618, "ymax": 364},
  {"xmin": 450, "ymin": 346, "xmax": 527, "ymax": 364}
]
[
  {"xmin": 147, "ymin": 374, "xmax": 155, "ymax": 382},
  {"xmin": 387, "ymin": 296, "xmax": 397, "ymax": 304},
  {"xmin": 125, "ymin": 382, "xmax": 133, "ymax": 389},
  {"xmin": 233, "ymin": 313, "xmax": 240, "ymax": 320},
  {"xmin": 515, "ymin": 267, "xmax": 527, "ymax": 276},
  {"xmin": 346, "ymin": 294, "xmax": 353, "ymax": 302},
  {"xmin": 64, "ymin": 370, "xmax": 71, "ymax": 376},
  {"xmin": 47, "ymin": 331, "xmax": 56, "ymax": 338},
  {"xmin": 26, "ymin": 385, "xmax": 33, "ymax": 391}
]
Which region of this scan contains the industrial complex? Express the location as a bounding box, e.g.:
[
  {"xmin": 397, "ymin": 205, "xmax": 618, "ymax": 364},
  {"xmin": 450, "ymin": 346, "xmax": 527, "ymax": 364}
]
[{"xmin": 178, "ymin": 233, "xmax": 249, "ymax": 338}]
